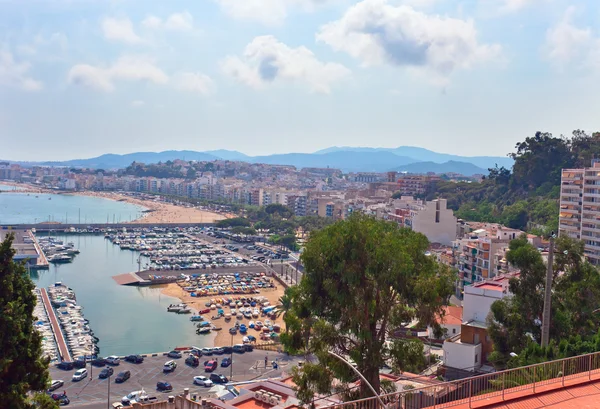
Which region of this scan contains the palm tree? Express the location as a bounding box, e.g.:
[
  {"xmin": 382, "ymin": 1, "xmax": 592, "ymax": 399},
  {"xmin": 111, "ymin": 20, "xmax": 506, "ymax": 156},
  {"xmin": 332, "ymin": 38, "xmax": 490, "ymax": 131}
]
[{"xmin": 275, "ymin": 286, "xmax": 295, "ymax": 331}]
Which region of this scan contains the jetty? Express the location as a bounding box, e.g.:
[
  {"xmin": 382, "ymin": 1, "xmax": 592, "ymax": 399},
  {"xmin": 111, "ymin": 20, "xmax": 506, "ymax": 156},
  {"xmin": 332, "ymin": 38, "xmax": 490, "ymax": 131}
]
[{"xmin": 39, "ymin": 288, "xmax": 72, "ymax": 362}]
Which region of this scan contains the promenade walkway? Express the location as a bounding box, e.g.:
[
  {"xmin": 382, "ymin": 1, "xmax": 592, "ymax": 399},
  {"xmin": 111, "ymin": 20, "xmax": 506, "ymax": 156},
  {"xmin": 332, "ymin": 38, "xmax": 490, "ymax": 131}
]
[{"xmin": 40, "ymin": 288, "xmax": 71, "ymax": 362}]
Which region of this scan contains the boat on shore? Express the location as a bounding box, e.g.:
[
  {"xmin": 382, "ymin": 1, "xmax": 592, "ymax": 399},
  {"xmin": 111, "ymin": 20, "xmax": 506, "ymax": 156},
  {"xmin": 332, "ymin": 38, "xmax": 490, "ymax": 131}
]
[
  {"xmin": 197, "ymin": 327, "xmax": 211, "ymax": 334},
  {"xmin": 167, "ymin": 303, "xmax": 188, "ymax": 312}
]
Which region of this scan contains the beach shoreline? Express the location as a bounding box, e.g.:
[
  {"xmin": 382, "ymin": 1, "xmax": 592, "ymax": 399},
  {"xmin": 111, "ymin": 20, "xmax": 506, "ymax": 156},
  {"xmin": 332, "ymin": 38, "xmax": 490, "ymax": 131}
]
[
  {"xmin": 70, "ymin": 191, "xmax": 227, "ymax": 224},
  {"xmin": 1, "ymin": 182, "xmax": 228, "ymax": 224},
  {"xmin": 160, "ymin": 282, "xmax": 285, "ymax": 348}
]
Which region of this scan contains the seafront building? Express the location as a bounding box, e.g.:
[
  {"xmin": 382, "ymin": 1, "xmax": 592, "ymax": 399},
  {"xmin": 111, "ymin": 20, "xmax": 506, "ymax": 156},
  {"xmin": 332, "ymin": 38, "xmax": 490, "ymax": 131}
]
[{"xmin": 559, "ymin": 160, "xmax": 600, "ymax": 265}]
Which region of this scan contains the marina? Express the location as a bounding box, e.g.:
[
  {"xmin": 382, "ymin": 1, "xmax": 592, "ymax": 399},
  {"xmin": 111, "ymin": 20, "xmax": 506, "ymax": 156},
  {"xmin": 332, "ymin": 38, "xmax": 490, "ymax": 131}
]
[
  {"xmin": 33, "ymin": 290, "xmax": 60, "ymax": 362},
  {"xmin": 31, "ymin": 233, "xmax": 211, "ymax": 356},
  {"xmin": 39, "ymin": 287, "xmax": 72, "ymax": 362}
]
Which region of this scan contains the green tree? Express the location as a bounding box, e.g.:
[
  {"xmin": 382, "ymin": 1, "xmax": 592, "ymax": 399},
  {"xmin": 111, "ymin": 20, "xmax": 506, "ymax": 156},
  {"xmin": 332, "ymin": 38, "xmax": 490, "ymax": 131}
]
[
  {"xmin": 0, "ymin": 234, "xmax": 53, "ymax": 408},
  {"xmin": 282, "ymin": 214, "xmax": 455, "ymax": 401}
]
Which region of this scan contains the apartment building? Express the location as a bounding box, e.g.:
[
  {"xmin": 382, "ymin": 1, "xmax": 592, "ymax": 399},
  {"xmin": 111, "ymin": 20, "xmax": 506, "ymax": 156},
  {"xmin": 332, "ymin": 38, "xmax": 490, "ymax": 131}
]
[
  {"xmin": 395, "ymin": 174, "xmax": 440, "ymax": 196},
  {"xmin": 443, "ymin": 274, "xmax": 515, "ymax": 374},
  {"xmin": 558, "ymin": 161, "xmax": 600, "ymax": 265}
]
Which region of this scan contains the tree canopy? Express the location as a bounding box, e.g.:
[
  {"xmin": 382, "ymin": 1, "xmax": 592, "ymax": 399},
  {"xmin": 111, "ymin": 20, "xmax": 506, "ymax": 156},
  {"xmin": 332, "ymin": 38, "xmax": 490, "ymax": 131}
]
[
  {"xmin": 425, "ymin": 130, "xmax": 600, "ymax": 233},
  {"xmin": 0, "ymin": 234, "xmax": 54, "ymax": 408},
  {"xmin": 281, "ymin": 214, "xmax": 455, "ymax": 402},
  {"xmin": 487, "ymin": 235, "xmax": 600, "ymax": 367}
]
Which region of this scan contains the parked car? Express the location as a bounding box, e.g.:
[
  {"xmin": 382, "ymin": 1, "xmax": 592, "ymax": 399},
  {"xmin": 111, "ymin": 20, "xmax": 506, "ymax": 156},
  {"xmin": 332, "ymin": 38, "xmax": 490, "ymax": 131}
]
[
  {"xmin": 124, "ymin": 355, "xmax": 144, "ymax": 364},
  {"xmin": 115, "ymin": 371, "xmax": 131, "ymax": 383},
  {"xmin": 204, "ymin": 360, "xmax": 217, "ymax": 372},
  {"xmin": 72, "ymin": 368, "xmax": 88, "ymax": 382},
  {"xmin": 105, "ymin": 356, "xmax": 120, "ymax": 365},
  {"xmin": 222, "ymin": 346, "xmax": 232, "ymax": 354},
  {"xmin": 98, "ymin": 367, "xmax": 114, "ymax": 379},
  {"xmin": 156, "ymin": 381, "xmax": 173, "ymax": 392},
  {"xmin": 232, "ymin": 344, "xmax": 246, "ymax": 353},
  {"xmin": 163, "ymin": 360, "xmax": 177, "ymax": 372},
  {"xmin": 201, "ymin": 347, "xmax": 212, "ymax": 356},
  {"xmin": 209, "ymin": 373, "xmax": 228, "ymax": 384},
  {"xmin": 121, "ymin": 390, "xmax": 144, "ymax": 405},
  {"xmin": 244, "ymin": 344, "xmax": 254, "ymax": 352},
  {"xmin": 167, "ymin": 350, "xmax": 182, "ymax": 359},
  {"xmin": 47, "ymin": 380, "xmax": 64, "ymax": 392},
  {"xmin": 51, "ymin": 392, "xmax": 70, "ymax": 406},
  {"xmin": 91, "ymin": 358, "xmax": 106, "ymax": 367},
  {"xmin": 73, "ymin": 357, "xmax": 87, "ymax": 369},
  {"xmin": 190, "ymin": 348, "xmax": 203, "ymax": 357},
  {"xmin": 56, "ymin": 361, "xmax": 74, "ymax": 371},
  {"xmin": 220, "ymin": 357, "xmax": 232, "ymax": 367},
  {"xmin": 193, "ymin": 376, "xmax": 213, "ymax": 387},
  {"xmin": 185, "ymin": 355, "xmax": 199, "ymax": 367},
  {"xmin": 213, "ymin": 347, "xmax": 225, "ymax": 355}
]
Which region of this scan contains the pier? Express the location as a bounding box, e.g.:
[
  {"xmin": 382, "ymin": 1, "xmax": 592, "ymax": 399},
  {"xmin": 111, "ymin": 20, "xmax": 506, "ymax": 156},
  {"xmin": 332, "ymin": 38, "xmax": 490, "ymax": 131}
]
[
  {"xmin": 2, "ymin": 222, "xmax": 216, "ymax": 232},
  {"xmin": 39, "ymin": 288, "xmax": 72, "ymax": 362}
]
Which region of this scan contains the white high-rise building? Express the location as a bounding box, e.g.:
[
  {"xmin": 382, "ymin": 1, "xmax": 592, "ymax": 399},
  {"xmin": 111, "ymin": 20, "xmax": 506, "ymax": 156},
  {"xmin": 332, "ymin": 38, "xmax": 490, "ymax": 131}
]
[{"xmin": 559, "ymin": 160, "xmax": 600, "ymax": 265}]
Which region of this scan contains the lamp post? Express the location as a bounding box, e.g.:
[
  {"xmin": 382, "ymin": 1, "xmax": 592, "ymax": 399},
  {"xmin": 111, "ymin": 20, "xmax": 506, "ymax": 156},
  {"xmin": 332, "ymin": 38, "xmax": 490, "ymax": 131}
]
[
  {"xmin": 327, "ymin": 351, "xmax": 386, "ymax": 409},
  {"xmin": 107, "ymin": 373, "xmax": 111, "ymax": 409},
  {"xmin": 229, "ymin": 332, "xmax": 234, "ymax": 382}
]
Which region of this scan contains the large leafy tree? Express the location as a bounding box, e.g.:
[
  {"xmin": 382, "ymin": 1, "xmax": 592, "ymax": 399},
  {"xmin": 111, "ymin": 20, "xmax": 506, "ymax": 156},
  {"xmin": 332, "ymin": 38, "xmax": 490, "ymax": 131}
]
[
  {"xmin": 282, "ymin": 214, "xmax": 455, "ymax": 401},
  {"xmin": 488, "ymin": 235, "xmax": 600, "ymax": 365},
  {"xmin": 0, "ymin": 233, "xmax": 53, "ymax": 408}
]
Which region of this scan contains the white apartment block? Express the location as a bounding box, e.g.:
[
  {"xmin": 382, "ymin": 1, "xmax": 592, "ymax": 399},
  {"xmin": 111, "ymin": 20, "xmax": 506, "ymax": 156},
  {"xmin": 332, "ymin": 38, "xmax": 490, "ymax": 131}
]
[{"xmin": 559, "ymin": 161, "xmax": 600, "ymax": 265}]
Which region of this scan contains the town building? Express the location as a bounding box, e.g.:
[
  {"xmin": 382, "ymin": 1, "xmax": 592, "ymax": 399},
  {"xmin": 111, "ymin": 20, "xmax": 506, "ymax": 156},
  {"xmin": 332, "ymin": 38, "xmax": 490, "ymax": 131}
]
[
  {"xmin": 442, "ymin": 274, "xmax": 516, "ymax": 375},
  {"xmin": 559, "ymin": 160, "xmax": 600, "ymax": 265},
  {"xmin": 405, "ymin": 198, "xmax": 458, "ymax": 245}
]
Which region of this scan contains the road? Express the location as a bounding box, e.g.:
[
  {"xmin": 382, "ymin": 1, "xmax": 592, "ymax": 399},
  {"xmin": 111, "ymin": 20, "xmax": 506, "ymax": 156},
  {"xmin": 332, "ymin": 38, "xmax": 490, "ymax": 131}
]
[{"xmin": 50, "ymin": 351, "xmax": 302, "ymax": 407}]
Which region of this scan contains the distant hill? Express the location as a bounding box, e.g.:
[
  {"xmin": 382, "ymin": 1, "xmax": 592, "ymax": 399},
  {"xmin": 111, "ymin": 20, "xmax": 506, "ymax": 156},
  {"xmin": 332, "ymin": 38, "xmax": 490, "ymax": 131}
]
[
  {"xmin": 204, "ymin": 150, "xmax": 250, "ymax": 161},
  {"xmin": 314, "ymin": 146, "xmax": 513, "ymax": 170},
  {"xmin": 250, "ymin": 151, "xmax": 417, "ymax": 172},
  {"xmin": 5, "ymin": 146, "xmax": 497, "ymax": 175},
  {"xmin": 393, "ymin": 161, "xmax": 486, "ymax": 176}
]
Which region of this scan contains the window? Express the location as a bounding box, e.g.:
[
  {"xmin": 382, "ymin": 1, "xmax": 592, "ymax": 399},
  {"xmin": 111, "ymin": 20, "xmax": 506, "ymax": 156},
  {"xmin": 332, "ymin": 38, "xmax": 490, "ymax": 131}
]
[
  {"xmin": 475, "ymin": 354, "xmax": 478, "ymax": 363},
  {"xmin": 452, "ymin": 328, "xmax": 456, "ymax": 334}
]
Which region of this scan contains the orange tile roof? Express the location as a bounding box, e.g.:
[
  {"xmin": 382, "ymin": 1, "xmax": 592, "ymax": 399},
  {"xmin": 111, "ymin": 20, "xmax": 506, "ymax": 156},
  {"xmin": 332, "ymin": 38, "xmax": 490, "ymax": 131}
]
[
  {"xmin": 477, "ymin": 284, "xmax": 503, "ymax": 292},
  {"xmin": 435, "ymin": 305, "xmax": 463, "ymax": 325}
]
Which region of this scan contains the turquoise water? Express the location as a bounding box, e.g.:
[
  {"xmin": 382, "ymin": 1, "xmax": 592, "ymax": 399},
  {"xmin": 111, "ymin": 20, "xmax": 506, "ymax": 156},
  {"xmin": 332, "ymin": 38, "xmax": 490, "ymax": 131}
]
[
  {"xmin": 0, "ymin": 192, "xmax": 145, "ymax": 224},
  {"xmin": 33, "ymin": 234, "xmax": 212, "ymax": 356},
  {"xmin": 0, "ymin": 183, "xmax": 24, "ymax": 190}
]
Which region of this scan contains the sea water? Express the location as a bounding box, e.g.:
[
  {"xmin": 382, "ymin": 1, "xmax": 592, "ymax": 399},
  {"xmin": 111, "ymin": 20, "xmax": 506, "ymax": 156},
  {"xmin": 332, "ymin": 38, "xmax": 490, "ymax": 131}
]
[
  {"xmin": 32, "ymin": 234, "xmax": 212, "ymax": 356},
  {"xmin": 0, "ymin": 191, "xmax": 145, "ymax": 224}
]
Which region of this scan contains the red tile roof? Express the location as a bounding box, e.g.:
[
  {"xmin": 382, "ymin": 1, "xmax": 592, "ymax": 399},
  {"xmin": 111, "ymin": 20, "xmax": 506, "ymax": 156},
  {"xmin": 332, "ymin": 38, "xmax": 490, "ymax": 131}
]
[{"xmin": 435, "ymin": 305, "xmax": 463, "ymax": 325}]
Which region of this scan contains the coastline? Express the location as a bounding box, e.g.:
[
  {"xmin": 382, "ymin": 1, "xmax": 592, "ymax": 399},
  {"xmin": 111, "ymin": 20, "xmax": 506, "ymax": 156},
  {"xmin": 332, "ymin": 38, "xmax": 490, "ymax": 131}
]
[
  {"xmin": 160, "ymin": 282, "xmax": 286, "ymax": 348},
  {"xmin": 70, "ymin": 191, "xmax": 227, "ymax": 224},
  {"xmin": 1, "ymin": 182, "xmax": 228, "ymax": 224}
]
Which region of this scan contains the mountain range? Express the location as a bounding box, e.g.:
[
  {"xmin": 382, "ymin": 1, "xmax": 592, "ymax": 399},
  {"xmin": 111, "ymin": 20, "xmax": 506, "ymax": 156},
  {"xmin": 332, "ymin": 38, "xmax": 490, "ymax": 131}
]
[{"xmin": 4, "ymin": 146, "xmax": 514, "ymax": 176}]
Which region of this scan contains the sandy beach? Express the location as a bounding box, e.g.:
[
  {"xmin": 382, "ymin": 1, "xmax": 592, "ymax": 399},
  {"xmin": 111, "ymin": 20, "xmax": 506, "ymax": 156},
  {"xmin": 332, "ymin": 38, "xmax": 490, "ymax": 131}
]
[
  {"xmin": 161, "ymin": 282, "xmax": 286, "ymax": 348},
  {"xmin": 72, "ymin": 191, "xmax": 227, "ymax": 224}
]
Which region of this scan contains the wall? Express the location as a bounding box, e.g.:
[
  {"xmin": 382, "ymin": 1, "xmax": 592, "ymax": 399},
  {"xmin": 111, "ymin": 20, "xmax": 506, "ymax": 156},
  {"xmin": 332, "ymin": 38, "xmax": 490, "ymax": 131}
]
[
  {"xmin": 411, "ymin": 199, "xmax": 458, "ymax": 245},
  {"xmin": 462, "ymin": 287, "xmax": 505, "ymax": 322},
  {"xmin": 443, "ymin": 340, "xmax": 482, "ymax": 372},
  {"xmin": 461, "ymin": 325, "xmax": 493, "ymax": 362}
]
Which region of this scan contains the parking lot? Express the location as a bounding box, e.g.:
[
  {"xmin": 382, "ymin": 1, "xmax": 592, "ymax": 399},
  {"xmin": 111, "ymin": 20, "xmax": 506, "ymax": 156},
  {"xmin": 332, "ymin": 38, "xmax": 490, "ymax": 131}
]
[{"xmin": 49, "ymin": 350, "xmax": 302, "ymax": 407}]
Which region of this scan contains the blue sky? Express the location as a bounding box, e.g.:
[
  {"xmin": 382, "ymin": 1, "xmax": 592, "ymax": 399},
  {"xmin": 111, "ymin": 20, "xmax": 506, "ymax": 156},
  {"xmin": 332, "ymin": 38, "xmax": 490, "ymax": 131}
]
[{"xmin": 1, "ymin": 0, "xmax": 599, "ymax": 161}]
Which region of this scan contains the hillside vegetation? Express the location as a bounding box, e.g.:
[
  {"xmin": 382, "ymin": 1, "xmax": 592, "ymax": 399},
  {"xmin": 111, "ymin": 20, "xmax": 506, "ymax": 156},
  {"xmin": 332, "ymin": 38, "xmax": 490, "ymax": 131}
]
[{"xmin": 424, "ymin": 130, "xmax": 600, "ymax": 234}]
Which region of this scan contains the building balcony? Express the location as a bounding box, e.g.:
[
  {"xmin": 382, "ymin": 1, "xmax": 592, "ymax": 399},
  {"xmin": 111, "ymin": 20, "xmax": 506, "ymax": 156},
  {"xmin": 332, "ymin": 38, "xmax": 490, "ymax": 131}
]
[{"xmin": 559, "ymin": 223, "xmax": 579, "ymax": 231}]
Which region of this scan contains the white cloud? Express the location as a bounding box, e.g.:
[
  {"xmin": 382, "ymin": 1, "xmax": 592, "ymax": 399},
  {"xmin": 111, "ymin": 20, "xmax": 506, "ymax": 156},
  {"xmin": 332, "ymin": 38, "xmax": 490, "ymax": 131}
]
[
  {"xmin": 221, "ymin": 35, "xmax": 350, "ymax": 94},
  {"xmin": 142, "ymin": 12, "xmax": 194, "ymax": 31},
  {"xmin": 316, "ymin": 0, "xmax": 501, "ymax": 84},
  {"xmin": 0, "ymin": 50, "xmax": 43, "ymax": 91},
  {"xmin": 131, "ymin": 100, "xmax": 145, "ymax": 107},
  {"xmin": 173, "ymin": 72, "xmax": 216, "ymax": 95},
  {"xmin": 68, "ymin": 55, "xmax": 168, "ymax": 92},
  {"xmin": 544, "ymin": 6, "xmax": 596, "ymax": 68},
  {"xmin": 101, "ymin": 17, "xmax": 143, "ymax": 44},
  {"xmin": 499, "ymin": 0, "xmax": 537, "ymax": 13},
  {"xmin": 214, "ymin": 0, "xmax": 329, "ymax": 26}
]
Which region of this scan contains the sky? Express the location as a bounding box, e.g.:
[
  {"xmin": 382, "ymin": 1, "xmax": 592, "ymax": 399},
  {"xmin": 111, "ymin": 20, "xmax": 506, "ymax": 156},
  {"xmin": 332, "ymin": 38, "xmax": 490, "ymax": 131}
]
[{"xmin": 1, "ymin": 0, "xmax": 599, "ymax": 161}]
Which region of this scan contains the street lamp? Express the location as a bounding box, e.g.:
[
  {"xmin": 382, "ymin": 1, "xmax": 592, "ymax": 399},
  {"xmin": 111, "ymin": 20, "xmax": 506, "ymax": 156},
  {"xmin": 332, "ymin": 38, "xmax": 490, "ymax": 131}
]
[
  {"xmin": 230, "ymin": 332, "xmax": 234, "ymax": 382},
  {"xmin": 327, "ymin": 351, "xmax": 386, "ymax": 409},
  {"xmin": 107, "ymin": 373, "xmax": 111, "ymax": 409}
]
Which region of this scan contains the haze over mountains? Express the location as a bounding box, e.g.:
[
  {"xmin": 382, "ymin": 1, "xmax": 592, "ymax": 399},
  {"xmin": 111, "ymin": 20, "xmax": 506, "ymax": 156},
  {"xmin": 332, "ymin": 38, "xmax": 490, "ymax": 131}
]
[{"xmin": 5, "ymin": 147, "xmax": 513, "ymax": 176}]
